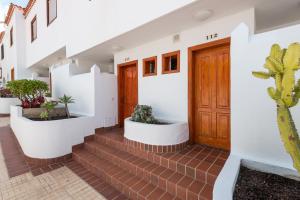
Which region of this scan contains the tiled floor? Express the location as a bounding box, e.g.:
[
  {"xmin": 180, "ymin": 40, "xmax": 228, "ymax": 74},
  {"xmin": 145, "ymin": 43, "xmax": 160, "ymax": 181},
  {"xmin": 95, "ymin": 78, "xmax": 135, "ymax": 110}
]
[
  {"xmin": 0, "ymin": 124, "xmax": 30, "ymax": 177},
  {"xmin": 0, "ymin": 117, "xmax": 107, "ymax": 200},
  {"xmin": 0, "ymin": 166, "xmax": 106, "ymax": 200}
]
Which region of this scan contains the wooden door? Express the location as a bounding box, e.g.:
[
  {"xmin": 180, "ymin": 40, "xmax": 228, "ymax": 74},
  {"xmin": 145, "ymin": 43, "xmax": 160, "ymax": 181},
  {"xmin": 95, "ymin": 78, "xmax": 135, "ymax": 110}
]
[
  {"xmin": 10, "ymin": 68, "xmax": 15, "ymax": 81},
  {"xmin": 189, "ymin": 38, "xmax": 230, "ymax": 150},
  {"xmin": 118, "ymin": 61, "xmax": 138, "ymax": 127}
]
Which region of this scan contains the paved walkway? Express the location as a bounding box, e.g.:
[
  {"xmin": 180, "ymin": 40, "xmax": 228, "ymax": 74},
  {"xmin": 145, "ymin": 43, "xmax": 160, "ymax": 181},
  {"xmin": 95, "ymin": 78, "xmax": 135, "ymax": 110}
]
[{"xmin": 0, "ymin": 117, "xmax": 106, "ymax": 200}]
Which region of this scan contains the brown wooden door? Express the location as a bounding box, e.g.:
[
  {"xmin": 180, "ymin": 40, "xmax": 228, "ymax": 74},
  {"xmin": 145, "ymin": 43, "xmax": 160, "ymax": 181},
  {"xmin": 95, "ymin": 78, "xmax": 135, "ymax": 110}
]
[
  {"xmin": 190, "ymin": 40, "xmax": 230, "ymax": 150},
  {"xmin": 11, "ymin": 68, "xmax": 15, "ymax": 81},
  {"xmin": 118, "ymin": 61, "xmax": 138, "ymax": 127}
]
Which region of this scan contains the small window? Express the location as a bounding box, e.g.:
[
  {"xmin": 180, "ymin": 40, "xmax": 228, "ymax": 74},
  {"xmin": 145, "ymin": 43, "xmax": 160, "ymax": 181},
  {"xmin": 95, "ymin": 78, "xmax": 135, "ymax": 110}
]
[
  {"xmin": 47, "ymin": 0, "xmax": 57, "ymax": 26},
  {"xmin": 31, "ymin": 16, "xmax": 37, "ymax": 42},
  {"xmin": 1, "ymin": 45, "xmax": 4, "ymax": 60},
  {"xmin": 143, "ymin": 56, "xmax": 157, "ymax": 77},
  {"xmin": 10, "ymin": 28, "xmax": 13, "ymax": 47},
  {"xmin": 162, "ymin": 50, "xmax": 180, "ymax": 74}
]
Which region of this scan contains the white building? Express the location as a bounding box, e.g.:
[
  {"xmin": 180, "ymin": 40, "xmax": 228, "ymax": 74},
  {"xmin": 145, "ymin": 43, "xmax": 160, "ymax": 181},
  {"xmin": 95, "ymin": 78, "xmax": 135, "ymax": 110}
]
[{"xmin": 1, "ymin": 0, "xmax": 300, "ymax": 199}]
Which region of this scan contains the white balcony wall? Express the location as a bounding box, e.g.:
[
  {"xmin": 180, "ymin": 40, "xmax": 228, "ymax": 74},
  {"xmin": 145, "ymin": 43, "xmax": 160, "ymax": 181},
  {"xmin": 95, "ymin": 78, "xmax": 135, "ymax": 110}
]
[
  {"xmin": 25, "ymin": 0, "xmax": 67, "ymax": 68},
  {"xmin": 21, "ymin": 0, "xmax": 196, "ymax": 68},
  {"xmin": 0, "ymin": 9, "xmax": 30, "ymax": 81},
  {"xmin": 63, "ymin": 0, "xmax": 196, "ymax": 57}
]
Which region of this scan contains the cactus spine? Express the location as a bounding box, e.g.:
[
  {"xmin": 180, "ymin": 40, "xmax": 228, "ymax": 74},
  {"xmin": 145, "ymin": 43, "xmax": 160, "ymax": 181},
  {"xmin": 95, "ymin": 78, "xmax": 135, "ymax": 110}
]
[{"xmin": 252, "ymin": 43, "xmax": 300, "ymax": 173}]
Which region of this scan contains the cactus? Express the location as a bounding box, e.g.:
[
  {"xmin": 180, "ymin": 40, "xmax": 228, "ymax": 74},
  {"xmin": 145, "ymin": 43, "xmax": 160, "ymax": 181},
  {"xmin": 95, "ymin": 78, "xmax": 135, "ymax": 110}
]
[{"xmin": 252, "ymin": 43, "xmax": 300, "ymax": 173}]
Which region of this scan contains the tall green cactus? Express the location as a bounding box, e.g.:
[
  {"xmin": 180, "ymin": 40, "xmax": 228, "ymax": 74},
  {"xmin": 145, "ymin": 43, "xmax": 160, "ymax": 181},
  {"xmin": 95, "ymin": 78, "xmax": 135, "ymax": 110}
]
[{"xmin": 252, "ymin": 43, "xmax": 300, "ymax": 173}]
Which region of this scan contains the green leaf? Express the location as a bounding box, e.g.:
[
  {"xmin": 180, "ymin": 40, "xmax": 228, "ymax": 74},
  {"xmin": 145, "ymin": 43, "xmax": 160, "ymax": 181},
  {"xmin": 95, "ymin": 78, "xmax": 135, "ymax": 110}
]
[{"xmin": 252, "ymin": 71, "xmax": 272, "ymax": 79}]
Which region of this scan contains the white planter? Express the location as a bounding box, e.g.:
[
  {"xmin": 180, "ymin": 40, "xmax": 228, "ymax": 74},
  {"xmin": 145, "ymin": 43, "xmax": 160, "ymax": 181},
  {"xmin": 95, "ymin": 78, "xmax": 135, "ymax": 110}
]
[
  {"xmin": 10, "ymin": 106, "xmax": 95, "ymax": 159},
  {"xmin": 213, "ymin": 155, "xmax": 300, "ymax": 200},
  {"xmin": 213, "ymin": 154, "xmax": 241, "ymax": 200},
  {"xmin": 124, "ymin": 118, "xmax": 189, "ymax": 145},
  {"xmin": 0, "ymin": 98, "xmax": 20, "ymax": 114}
]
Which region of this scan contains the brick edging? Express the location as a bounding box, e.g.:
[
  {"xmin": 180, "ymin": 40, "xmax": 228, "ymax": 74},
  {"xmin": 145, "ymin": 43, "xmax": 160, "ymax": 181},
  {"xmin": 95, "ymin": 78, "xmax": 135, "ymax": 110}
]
[
  {"xmin": 24, "ymin": 153, "xmax": 72, "ymax": 169},
  {"xmin": 124, "ymin": 138, "xmax": 188, "ymax": 153}
]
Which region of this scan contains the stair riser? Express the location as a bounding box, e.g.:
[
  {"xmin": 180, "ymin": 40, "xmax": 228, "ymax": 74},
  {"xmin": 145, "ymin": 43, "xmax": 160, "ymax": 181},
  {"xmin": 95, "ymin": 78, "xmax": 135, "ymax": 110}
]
[
  {"xmin": 94, "ymin": 135, "xmax": 215, "ymax": 184},
  {"xmin": 84, "ymin": 143, "xmax": 209, "ymax": 200},
  {"xmin": 73, "ymin": 152, "xmax": 170, "ymax": 200}
]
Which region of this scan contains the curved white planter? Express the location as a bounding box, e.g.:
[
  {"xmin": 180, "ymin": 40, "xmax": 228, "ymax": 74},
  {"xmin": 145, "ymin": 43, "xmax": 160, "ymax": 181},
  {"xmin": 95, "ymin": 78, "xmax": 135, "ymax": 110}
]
[
  {"xmin": 124, "ymin": 118, "xmax": 189, "ymax": 145},
  {"xmin": 0, "ymin": 98, "xmax": 20, "ymax": 114},
  {"xmin": 10, "ymin": 106, "xmax": 95, "ymax": 159}
]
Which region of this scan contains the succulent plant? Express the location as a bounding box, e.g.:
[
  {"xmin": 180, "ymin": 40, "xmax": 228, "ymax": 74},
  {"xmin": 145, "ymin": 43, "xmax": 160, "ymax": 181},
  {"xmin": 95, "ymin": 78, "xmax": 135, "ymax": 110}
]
[
  {"xmin": 252, "ymin": 43, "xmax": 300, "ymax": 173},
  {"xmin": 131, "ymin": 105, "xmax": 158, "ymax": 124}
]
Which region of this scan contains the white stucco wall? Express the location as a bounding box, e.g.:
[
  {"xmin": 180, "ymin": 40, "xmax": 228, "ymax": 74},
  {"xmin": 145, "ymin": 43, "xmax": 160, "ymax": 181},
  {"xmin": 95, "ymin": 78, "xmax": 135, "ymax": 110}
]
[
  {"xmin": 231, "ymin": 23, "xmax": 300, "ymax": 170},
  {"xmin": 114, "ymin": 9, "xmax": 255, "ymax": 121},
  {"xmin": 0, "ymin": 9, "xmax": 31, "ymax": 81},
  {"xmin": 0, "ymin": 98, "xmax": 20, "ymax": 114},
  {"xmin": 11, "ymin": 106, "xmax": 95, "ymax": 158},
  {"xmin": 24, "ymin": 0, "xmax": 67, "ymax": 68},
  {"xmin": 51, "ymin": 64, "xmax": 117, "ymax": 128}
]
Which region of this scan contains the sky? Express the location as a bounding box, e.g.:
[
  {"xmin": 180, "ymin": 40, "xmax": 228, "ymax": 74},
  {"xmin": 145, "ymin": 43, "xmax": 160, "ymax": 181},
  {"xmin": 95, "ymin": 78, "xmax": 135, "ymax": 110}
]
[{"xmin": 0, "ymin": 0, "xmax": 28, "ymax": 22}]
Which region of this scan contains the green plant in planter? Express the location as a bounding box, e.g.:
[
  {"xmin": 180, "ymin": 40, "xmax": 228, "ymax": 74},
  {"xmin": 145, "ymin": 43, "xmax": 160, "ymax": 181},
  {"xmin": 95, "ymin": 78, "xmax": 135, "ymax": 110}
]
[
  {"xmin": 6, "ymin": 79, "xmax": 48, "ymax": 108},
  {"xmin": 131, "ymin": 105, "xmax": 158, "ymax": 124},
  {"xmin": 40, "ymin": 102, "xmax": 56, "ymax": 120},
  {"xmin": 252, "ymin": 43, "xmax": 300, "ymax": 173},
  {"xmin": 59, "ymin": 94, "xmax": 75, "ymax": 118}
]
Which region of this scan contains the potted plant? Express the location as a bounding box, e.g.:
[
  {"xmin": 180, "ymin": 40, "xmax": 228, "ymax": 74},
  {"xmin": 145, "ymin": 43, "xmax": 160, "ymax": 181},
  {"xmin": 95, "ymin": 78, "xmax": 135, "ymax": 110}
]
[{"xmin": 6, "ymin": 79, "xmax": 48, "ymax": 108}]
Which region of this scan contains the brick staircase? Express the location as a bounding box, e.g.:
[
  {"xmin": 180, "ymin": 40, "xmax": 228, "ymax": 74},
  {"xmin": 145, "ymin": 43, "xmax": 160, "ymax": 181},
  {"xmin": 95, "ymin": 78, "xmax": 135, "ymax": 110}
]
[{"xmin": 72, "ymin": 127, "xmax": 228, "ymax": 200}]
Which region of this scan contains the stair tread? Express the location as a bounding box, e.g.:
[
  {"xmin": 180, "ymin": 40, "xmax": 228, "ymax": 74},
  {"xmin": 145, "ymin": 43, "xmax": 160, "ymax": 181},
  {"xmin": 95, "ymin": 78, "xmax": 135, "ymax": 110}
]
[
  {"xmin": 73, "ymin": 148, "xmax": 179, "ymax": 199},
  {"xmin": 83, "ymin": 140, "xmax": 209, "ymax": 197}
]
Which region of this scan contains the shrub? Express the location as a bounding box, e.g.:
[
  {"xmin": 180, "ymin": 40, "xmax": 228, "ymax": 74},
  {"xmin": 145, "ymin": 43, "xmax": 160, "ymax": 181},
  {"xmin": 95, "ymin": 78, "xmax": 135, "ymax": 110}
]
[
  {"xmin": 6, "ymin": 79, "xmax": 48, "ymax": 108},
  {"xmin": 0, "ymin": 87, "xmax": 13, "ymax": 98},
  {"xmin": 131, "ymin": 105, "xmax": 158, "ymax": 124}
]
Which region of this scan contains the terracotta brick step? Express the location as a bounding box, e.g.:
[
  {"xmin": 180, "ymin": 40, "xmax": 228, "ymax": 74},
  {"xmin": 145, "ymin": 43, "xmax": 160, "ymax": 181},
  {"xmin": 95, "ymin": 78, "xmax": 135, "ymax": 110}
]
[
  {"xmin": 72, "ymin": 148, "xmax": 178, "ymax": 200},
  {"xmin": 83, "ymin": 140, "xmax": 212, "ymax": 200},
  {"xmin": 94, "ymin": 132, "xmax": 227, "ymax": 185}
]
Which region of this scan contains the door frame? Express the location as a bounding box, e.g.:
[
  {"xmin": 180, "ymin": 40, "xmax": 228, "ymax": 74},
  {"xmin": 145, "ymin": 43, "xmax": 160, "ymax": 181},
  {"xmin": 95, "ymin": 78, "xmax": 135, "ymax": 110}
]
[
  {"xmin": 188, "ymin": 37, "xmax": 231, "ymax": 145},
  {"xmin": 117, "ymin": 60, "xmax": 138, "ymax": 127}
]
